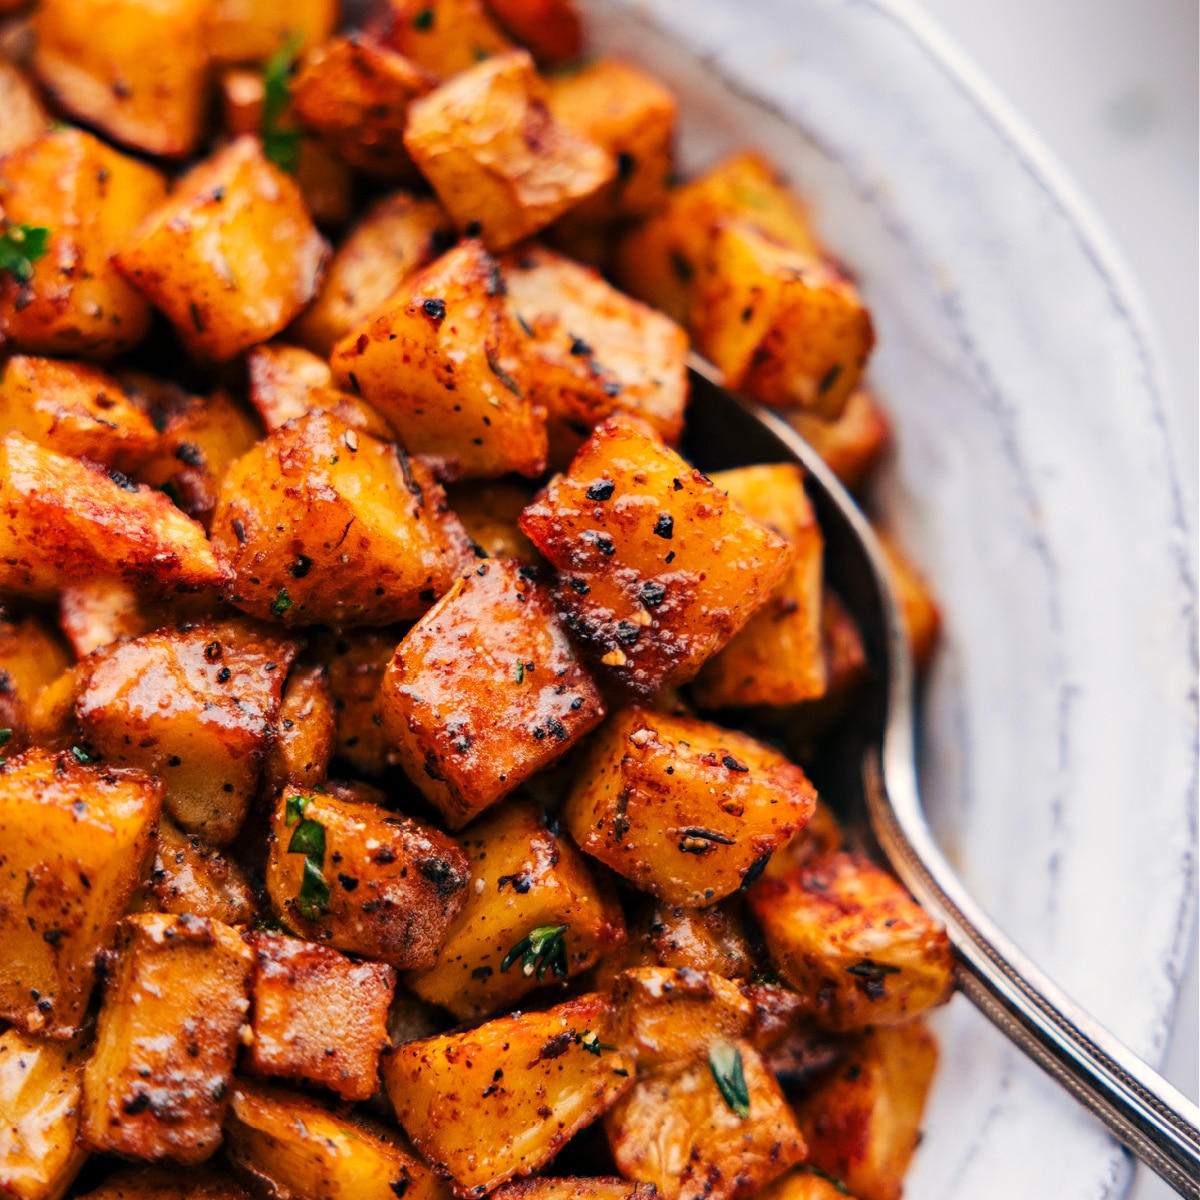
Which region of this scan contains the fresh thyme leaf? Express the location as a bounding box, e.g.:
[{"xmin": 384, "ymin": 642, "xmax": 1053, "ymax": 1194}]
[
  {"xmin": 287, "ymin": 817, "xmax": 325, "ymax": 859},
  {"xmin": 285, "ymin": 794, "xmax": 311, "ymax": 826},
  {"xmin": 0, "ymin": 223, "xmax": 50, "ymax": 284},
  {"xmin": 261, "ymin": 33, "xmax": 304, "ymax": 173},
  {"xmin": 271, "ymin": 588, "xmax": 293, "ymax": 617},
  {"xmin": 844, "ymin": 960, "xmax": 901, "ymax": 979},
  {"xmin": 296, "ymin": 856, "xmax": 330, "ymax": 918},
  {"xmin": 708, "ymin": 1040, "xmax": 750, "ymax": 1119},
  {"xmin": 485, "ymin": 349, "xmax": 524, "ymax": 399},
  {"xmin": 500, "ymin": 923, "xmax": 569, "ymax": 981}
]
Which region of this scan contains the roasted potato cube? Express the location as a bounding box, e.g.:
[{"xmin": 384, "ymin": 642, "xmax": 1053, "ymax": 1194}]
[
  {"xmin": 875, "ymin": 531, "xmax": 940, "ymax": 673},
  {"xmin": 0, "ymin": 610, "xmax": 72, "ymax": 754},
  {"xmin": 212, "ymin": 413, "xmax": 469, "ymax": 626},
  {"xmin": 788, "ymin": 589, "xmax": 868, "ymax": 738},
  {"xmin": 292, "ymin": 35, "xmax": 435, "ymax": 178},
  {"xmin": 762, "ymin": 798, "xmax": 845, "ymax": 882},
  {"xmin": 693, "ymin": 465, "xmax": 825, "ymax": 709},
  {"xmin": 76, "ymin": 1165, "xmax": 254, "ymax": 1199},
  {"xmin": 0, "ymin": 748, "xmax": 161, "ymax": 1037},
  {"xmin": 482, "ymin": 0, "xmax": 580, "ymax": 65},
  {"xmin": 206, "ymin": 0, "xmax": 337, "ymax": 64},
  {"xmin": 793, "ymin": 1023, "xmax": 938, "ymax": 1200},
  {"xmin": 332, "ymin": 241, "xmax": 548, "ymax": 479},
  {"xmin": 291, "ymin": 191, "xmax": 454, "ymax": 357},
  {"xmin": 0, "ymin": 129, "xmax": 166, "ymax": 359},
  {"xmin": 546, "ymin": 59, "xmax": 676, "ymax": 222},
  {"xmin": 114, "ymin": 136, "xmax": 328, "ymax": 362},
  {"xmin": 33, "ymin": 0, "xmax": 211, "ymax": 158},
  {"xmin": 501, "ymin": 243, "xmax": 688, "ymax": 467},
  {"xmin": 382, "ymin": 558, "xmax": 606, "ymax": 828},
  {"xmin": 24, "ymin": 665, "xmax": 89, "ymax": 753},
  {"xmin": 76, "ymin": 618, "xmax": 300, "ymax": 845},
  {"xmin": 248, "ymin": 931, "xmax": 396, "ymax": 1101},
  {"xmin": 606, "ymin": 1039, "xmax": 804, "ymax": 1200},
  {"xmin": 266, "ymin": 787, "xmax": 471, "ymax": 968},
  {"xmin": 403, "ymin": 51, "xmax": 615, "ymax": 251},
  {"xmin": 225, "ymin": 1078, "xmax": 451, "ymax": 1200},
  {"xmin": 446, "ymin": 480, "xmax": 538, "ymax": 561},
  {"xmin": 0, "ymin": 60, "xmax": 49, "ymax": 159},
  {"xmin": 519, "ymin": 416, "xmax": 794, "ymax": 695},
  {"xmin": 564, "ymin": 707, "xmax": 817, "ymax": 906},
  {"xmin": 604, "ymin": 897, "xmax": 754, "ymax": 985},
  {"xmin": 386, "ymin": 993, "xmax": 636, "ymax": 1195},
  {"xmin": 366, "ymin": 0, "xmax": 511, "ymax": 79},
  {"xmin": 0, "ymin": 1027, "xmax": 87, "ymax": 1200},
  {"xmin": 691, "ymin": 222, "xmax": 872, "ymax": 418},
  {"xmin": 494, "ymin": 1183, "xmax": 654, "ymax": 1200},
  {"xmin": 148, "ymin": 818, "xmax": 256, "ymax": 925},
  {"xmin": 748, "ymin": 853, "xmax": 953, "ymax": 1032},
  {"xmin": 759, "ymin": 1169, "xmax": 861, "ymax": 1200},
  {"xmin": 80, "ymin": 913, "xmax": 253, "ymax": 1164},
  {"xmin": 406, "ymin": 797, "xmax": 625, "ymax": 1018},
  {"xmin": 788, "ymin": 389, "xmax": 891, "ymax": 494},
  {"xmin": 260, "ymin": 663, "xmax": 335, "ymax": 798},
  {"xmin": 57, "ymin": 579, "xmax": 221, "ymax": 658}
]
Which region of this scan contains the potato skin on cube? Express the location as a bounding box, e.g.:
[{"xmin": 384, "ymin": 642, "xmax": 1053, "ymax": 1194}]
[
  {"xmin": 146, "ymin": 818, "xmax": 256, "ymax": 926},
  {"xmin": 260, "ymin": 662, "xmax": 336, "ymax": 798},
  {"xmin": 367, "ymin": 0, "xmax": 512, "ymax": 78},
  {"xmin": 206, "ymin": 0, "xmax": 337, "ymax": 65},
  {"xmin": 406, "ymin": 796, "xmax": 625, "ymax": 1018},
  {"xmin": 748, "ymin": 853, "xmax": 953, "ymax": 1032},
  {"xmin": 211, "ymin": 411, "xmax": 470, "ymax": 626},
  {"xmin": 0, "ymin": 748, "xmax": 162, "ymax": 1038},
  {"xmin": 79, "ymin": 912, "xmax": 253, "ymax": 1164},
  {"xmin": 332, "ymin": 240, "xmax": 548, "ymax": 480},
  {"xmin": 114, "ymin": 136, "xmax": 328, "ymax": 362},
  {"xmin": 266, "ymin": 787, "xmax": 471, "ymax": 969},
  {"xmin": 519, "ymin": 416, "xmax": 794, "ymax": 696},
  {"xmin": 564, "ymin": 707, "xmax": 816, "ymax": 906},
  {"xmin": 403, "ymin": 51, "xmax": 615, "ymax": 251},
  {"xmin": 385, "ymin": 992, "xmax": 636, "ymax": 1196},
  {"xmin": 382, "ymin": 558, "xmax": 606, "ymax": 828}
]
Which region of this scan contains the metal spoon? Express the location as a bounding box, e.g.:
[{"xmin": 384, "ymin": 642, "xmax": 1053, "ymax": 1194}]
[{"xmin": 681, "ymin": 362, "xmax": 1200, "ymax": 1197}]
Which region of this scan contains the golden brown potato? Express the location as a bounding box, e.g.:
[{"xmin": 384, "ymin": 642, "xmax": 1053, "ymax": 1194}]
[
  {"xmin": 33, "ymin": 0, "xmax": 212, "ymax": 158},
  {"xmin": 403, "ymin": 51, "xmax": 615, "ymax": 251},
  {"xmin": 606, "ymin": 1039, "xmax": 805, "ymax": 1200},
  {"xmin": 291, "ymin": 191, "xmax": 454, "ymax": 357},
  {"xmin": 57, "ymin": 579, "xmax": 222, "ymax": 658},
  {"xmin": 493, "ymin": 1183, "xmax": 654, "ymax": 1200},
  {"xmin": 875, "ymin": 530, "xmax": 940, "ymax": 673},
  {"xmin": 206, "ymin": 0, "xmax": 337, "ymax": 64},
  {"xmin": 693, "ymin": 464, "xmax": 826, "ymax": 709},
  {"xmin": 789, "ymin": 588, "xmax": 869, "ymax": 739},
  {"xmin": 80, "ymin": 913, "xmax": 253, "ymax": 1164},
  {"xmin": 382, "ymin": 558, "xmax": 606, "ymax": 828},
  {"xmin": 445, "ymin": 479, "xmax": 538, "ymax": 561},
  {"xmin": 0, "ymin": 59, "xmax": 49, "ymax": 160},
  {"xmin": 793, "ymin": 1024, "xmax": 938, "ymax": 1200},
  {"xmin": 0, "ymin": 748, "xmax": 161, "ymax": 1038},
  {"xmin": 762, "ymin": 798, "xmax": 845, "ymax": 882},
  {"xmin": 212, "ymin": 412, "xmax": 472, "ymax": 626},
  {"xmin": 482, "ymin": 0, "xmax": 580, "ymax": 65},
  {"xmin": 564, "ymin": 707, "xmax": 816, "ymax": 906},
  {"xmin": 386, "ymin": 993, "xmax": 636, "ymax": 1195},
  {"xmin": 114, "ymin": 136, "xmax": 328, "ymax": 362},
  {"xmin": 0, "ymin": 1027, "xmax": 88, "ymax": 1200},
  {"xmin": 292, "ymin": 35, "xmax": 435, "ymax": 177},
  {"xmin": 406, "ymin": 796, "xmax": 626, "ymax": 1018},
  {"xmin": 501, "ymin": 243, "xmax": 689, "ymax": 467},
  {"xmin": 546, "ymin": 59, "xmax": 676, "ymax": 222},
  {"xmin": 225, "ymin": 1078, "xmax": 451, "ymax": 1200},
  {"xmin": 0, "ymin": 129, "xmax": 166, "ymax": 359},
  {"xmin": 748, "ymin": 853, "xmax": 953, "ymax": 1032},
  {"xmin": 366, "ymin": 0, "xmax": 511, "ymax": 79},
  {"xmin": 76, "ymin": 618, "xmax": 300, "ymax": 845},
  {"xmin": 266, "ymin": 787, "xmax": 471, "ymax": 969},
  {"xmin": 788, "ymin": 389, "xmax": 891, "ymax": 494},
  {"xmin": 0, "ymin": 609, "xmax": 72, "ymax": 754},
  {"xmin": 247, "ymin": 930, "xmax": 396, "ymax": 1101},
  {"xmin": 758, "ymin": 1169, "xmax": 861, "ymax": 1200},
  {"xmin": 23, "ymin": 663, "xmax": 89, "ymax": 753},
  {"xmin": 520, "ymin": 417, "xmax": 794, "ymax": 695},
  {"xmin": 260, "ymin": 663, "xmax": 336, "ymax": 798},
  {"xmin": 148, "ymin": 818, "xmax": 256, "ymax": 925},
  {"xmin": 77, "ymin": 1165, "xmax": 254, "ymax": 1199}
]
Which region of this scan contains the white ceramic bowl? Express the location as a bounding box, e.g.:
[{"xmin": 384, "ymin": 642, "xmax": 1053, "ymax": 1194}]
[{"xmin": 582, "ymin": 0, "xmax": 1197, "ymax": 1194}]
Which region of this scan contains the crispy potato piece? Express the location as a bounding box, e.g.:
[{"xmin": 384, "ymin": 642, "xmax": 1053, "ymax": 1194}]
[
  {"xmin": 793, "ymin": 1024, "xmax": 938, "ymax": 1200},
  {"xmin": 76, "ymin": 618, "xmax": 300, "ymax": 845},
  {"xmin": 874, "ymin": 531, "xmax": 940, "ymax": 672},
  {"xmin": 693, "ymin": 465, "xmax": 826, "ymax": 708},
  {"xmin": 546, "ymin": 60, "xmax": 676, "ymax": 222},
  {"xmin": 23, "ymin": 664, "xmax": 89, "ymax": 753},
  {"xmin": 266, "ymin": 787, "xmax": 471, "ymax": 968},
  {"xmin": 494, "ymin": 1186, "xmax": 653, "ymax": 1200},
  {"xmin": 0, "ymin": 610, "xmax": 72, "ymax": 754},
  {"xmin": 763, "ymin": 798, "xmax": 845, "ymax": 881},
  {"xmin": 759, "ymin": 1169, "xmax": 861, "ymax": 1200},
  {"xmin": 33, "ymin": 0, "xmax": 211, "ymax": 157},
  {"xmin": 332, "ymin": 241, "xmax": 548, "ymax": 479},
  {"xmin": 445, "ymin": 480, "xmax": 538, "ymax": 561},
  {"xmin": 0, "ymin": 356, "xmax": 159, "ymax": 474},
  {"xmin": 0, "ymin": 59, "xmax": 48, "ymax": 159},
  {"xmin": 382, "ymin": 558, "xmax": 606, "ymax": 828},
  {"xmin": 148, "ymin": 818, "xmax": 256, "ymax": 925},
  {"xmin": 788, "ymin": 389, "xmax": 891, "ymax": 494},
  {"xmin": 291, "ymin": 191, "xmax": 454, "ymax": 357},
  {"xmin": 748, "ymin": 853, "xmax": 953, "ymax": 1031},
  {"xmin": 114, "ymin": 136, "xmax": 328, "ymax": 362},
  {"xmin": 386, "ymin": 993, "xmax": 636, "ymax": 1195},
  {"xmin": 501, "ymin": 244, "xmax": 689, "ymax": 467},
  {"xmin": 606, "ymin": 1039, "xmax": 805, "ymax": 1200},
  {"xmin": 0, "ymin": 1027, "xmax": 88, "ymax": 1200},
  {"xmin": 788, "ymin": 589, "xmax": 869, "ymax": 739},
  {"xmin": 212, "ymin": 412, "xmax": 470, "ymax": 626},
  {"xmin": 614, "ymin": 151, "xmax": 820, "ymax": 326},
  {"xmin": 225, "ymin": 1078, "xmax": 451, "ymax": 1200},
  {"xmin": 483, "ymin": 0, "xmax": 580, "ymax": 65},
  {"xmin": 0, "ymin": 748, "xmax": 161, "ymax": 1037},
  {"xmin": 80, "ymin": 913, "xmax": 253, "ymax": 1164},
  {"xmin": 407, "ymin": 797, "xmax": 625, "ymax": 1018},
  {"xmin": 77, "ymin": 1165, "xmax": 254, "ymax": 1199},
  {"xmin": 604, "ymin": 898, "xmax": 754, "ymax": 985},
  {"xmin": 206, "ymin": 0, "xmax": 336, "ymax": 64},
  {"xmin": 292, "ymin": 35, "xmax": 435, "ymax": 177},
  {"xmin": 0, "ymin": 129, "xmax": 166, "ymax": 359},
  {"xmin": 366, "ymin": 0, "xmax": 511, "ymax": 79},
  {"xmin": 403, "ymin": 51, "xmax": 614, "ymax": 251},
  {"xmin": 260, "ymin": 663, "xmax": 335, "ymax": 798},
  {"xmin": 247, "ymin": 931, "xmax": 396, "ymax": 1101},
  {"xmin": 564, "ymin": 707, "xmax": 816, "ymax": 906},
  {"xmin": 58, "ymin": 579, "xmax": 221, "ymax": 658}
]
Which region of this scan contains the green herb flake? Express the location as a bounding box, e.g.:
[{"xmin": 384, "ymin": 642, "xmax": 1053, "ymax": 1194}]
[
  {"xmin": 70, "ymin": 745, "xmax": 97, "ymax": 765},
  {"xmin": 296, "ymin": 856, "xmax": 331, "ymax": 919},
  {"xmin": 485, "ymin": 349, "xmax": 524, "ymax": 399},
  {"xmin": 271, "ymin": 588, "xmax": 293, "ymax": 617},
  {"xmin": 573, "ymin": 1029, "xmax": 616, "ymax": 1056},
  {"xmin": 0, "ymin": 729, "xmax": 11, "ymax": 748},
  {"xmin": 500, "ymin": 923, "xmax": 569, "ymax": 981},
  {"xmin": 412, "ymin": 7, "xmax": 434, "ymax": 29},
  {"xmin": 261, "ymin": 33, "xmax": 304, "ymax": 174},
  {"xmin": 285, "ymin": 794, "xmax": 311, "ymax": 826},
  {"xmin": 514, "ymin": 663, "xmax": 524, "ymax": 684},
  {"xmin": 287, "ymin": 817, "xmax": 325, "ymax": 860},
  {"xmin": 707, "ymin": 1040, "xmax": 750, "ymax": 1119},
  {"xmin": 803, "ymin": 1166, "xmax": 850, "ymax": 1195},
  {"xmin": 0, "ymin": 223, "xmax": 50, "ymax": 284}
]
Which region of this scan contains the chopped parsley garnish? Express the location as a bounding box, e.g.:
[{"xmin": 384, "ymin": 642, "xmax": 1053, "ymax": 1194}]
[
  {"xmin": 0, "ymin": 222, "xmax": 50, "ymax": 284},
  {"xmin": 803, "ymin": 1166, "xmax": 850, "ymax": 1194},
  {"xmin": 708, "ymin": 1040, "xmax": 750, "ymax": 1119},
  {"xmin": 285, "ymin": 793, "xmax": 312, "ymax": 825},
  {"xmin": 574, "ymin": 1029, "xmax": 616, "ymax": 1056},
  {"xmin": 284, "ymin": 792, "xmax": 328, "ymax": 918},
  {"xmin": 270, "ymin": 588, "xmax": 293, "ymax": 617},
  {"xmin": 500, "ymin": 923, "xmax": 569, "ymax": 981},
  {"xmin": 261, "ymin": 34, "xmax": 304, "ymax": 173},
  {"xmin": 70, "ymin": 745, "xmax": 97, "ymax": 764},
  {"xmin": 297, "ymin": 856, "xmax": 330, "ymax": 919},
  {"xmin": 0, "ymin": 729, "xmax": 11, "ymax": 748}
]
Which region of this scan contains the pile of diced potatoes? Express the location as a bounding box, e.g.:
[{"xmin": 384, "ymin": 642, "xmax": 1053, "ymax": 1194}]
[{"xmin": 0, "ymin": 1, "xmax": 948, "ymax": 1199}]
